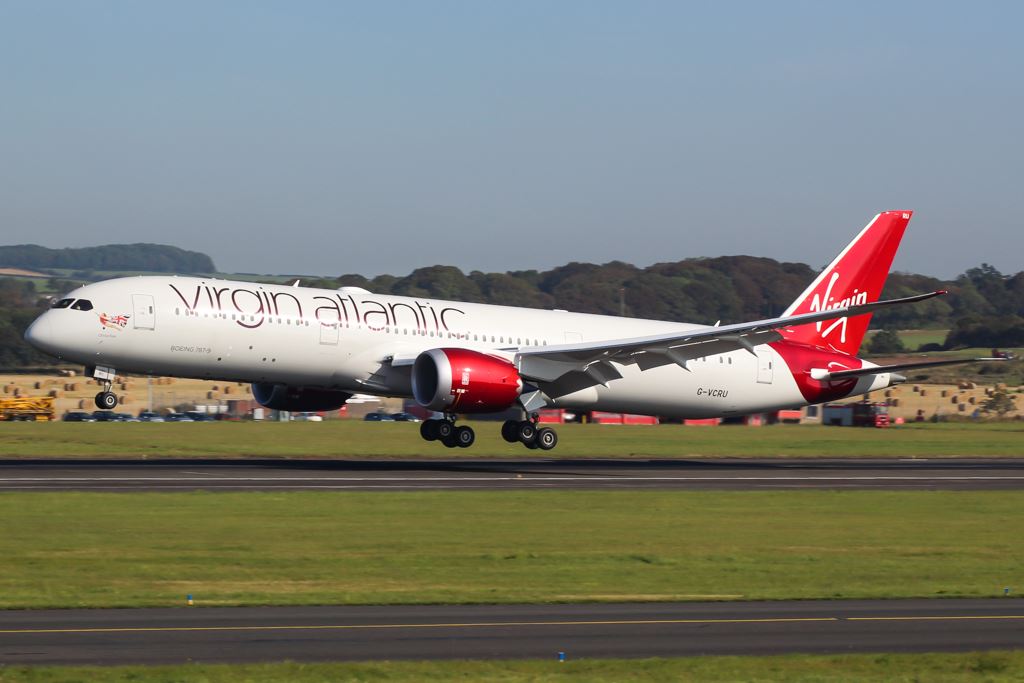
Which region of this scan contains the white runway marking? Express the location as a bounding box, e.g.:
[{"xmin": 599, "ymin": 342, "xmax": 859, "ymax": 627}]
[{"xmin": 1, "ymin": 475, "xmax": 1023, "ymax": 483}]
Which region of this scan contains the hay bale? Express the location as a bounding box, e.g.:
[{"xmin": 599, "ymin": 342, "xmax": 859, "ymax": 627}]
[
  {"xmin": 912, "ymin": 385, "xmax": 920, "ymax": 393},
  {"xmin": 951, "ymin": 395, "xmax": 959, "ymax": 404},
  {"xmin": 890, "ymin": 398, "xmax": 900, "ymax": 407},
  {"xmin": 919, "ymin": 389, "xmax": 927, "ymax": 397},
  {"xmin": 969, "ymin": 396, "xmax": 977, "ymax": 404},
  {"xmin": 48, "ymin": 390, "xmax": 59, "ymax": 398},
  {"xmin": 223, "ymin": 386, "xmax": 233, "ymax": 395},
  {"xmin": 78, "ymin": 399, "xmax": 86, "ymax": 409},
  {"xmin": 958, "ymin": 403, "xmax": 966, "ymax": 412},
  {"xmin": 118, "ymin": 395, "xmax": 128, "ymax": 405},
  {"xmin": 33, "ymin": 381, "xmax": 42, "ymax": 390}
]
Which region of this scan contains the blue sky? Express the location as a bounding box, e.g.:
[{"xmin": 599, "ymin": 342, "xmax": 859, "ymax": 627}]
[{"xmin": 1, "ymin": 1, "xmax": 1021, "ymax": 278}]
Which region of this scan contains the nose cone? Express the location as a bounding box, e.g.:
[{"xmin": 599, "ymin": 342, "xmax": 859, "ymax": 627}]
[{"xmin": 25, "ymin": 313, "xmax": 58, "ymax": 355}]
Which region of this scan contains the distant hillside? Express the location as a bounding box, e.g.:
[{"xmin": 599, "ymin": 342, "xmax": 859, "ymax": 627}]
[{"xmin": 0, "ymin": 244, "xmax": 216, "ymax": 274}]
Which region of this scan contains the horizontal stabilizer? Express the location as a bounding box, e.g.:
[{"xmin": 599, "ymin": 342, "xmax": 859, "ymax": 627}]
[{"xmin": 810, "ymin": 357, "xmax": 1010, "ymax": 382}]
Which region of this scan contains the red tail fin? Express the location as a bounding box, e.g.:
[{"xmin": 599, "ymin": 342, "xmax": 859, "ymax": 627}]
[{"xmin": 780, "ymin": 210, "xmax": 913, "ymax": 355}]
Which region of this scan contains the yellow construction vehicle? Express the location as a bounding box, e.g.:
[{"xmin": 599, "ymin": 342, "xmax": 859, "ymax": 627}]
[{"xmin": 0, "ymin": 396, "xmax": 56, "ymax": 421}]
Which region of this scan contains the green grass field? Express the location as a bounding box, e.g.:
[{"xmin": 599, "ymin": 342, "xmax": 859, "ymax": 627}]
[
  {"xmin": 1, "ymin": 490, "xmax": 1021, "ymax": 609},
  {"xmin": 3, "ymin": 651, "xmax": 1024, "ymax": 682},
  {"xmin": 897, "ymin": 329, "xmax": 950, "ymax": 349},
  {"xmin": 0, "ymin": 421, "xmax": 1022, "ymax": 458}
]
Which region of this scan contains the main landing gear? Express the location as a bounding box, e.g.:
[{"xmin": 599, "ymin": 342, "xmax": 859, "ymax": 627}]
[
  {"xmin": 419, "ymin": 414, "xmax": 559, "ymax": 451},
  {"xmin": 420, "ymin": 416, "xmax": 476, "ymax": 449},
  {"xmin": 501, "ymin": 417, "xmax": 558, "ymax": 451}
]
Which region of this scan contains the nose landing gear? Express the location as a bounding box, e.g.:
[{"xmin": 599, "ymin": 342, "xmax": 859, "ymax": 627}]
[
  {"xmin": 90, "ymin": 365, "xmax": 119, "ymax": 410},
  {"xmin": 420, "ymin": 416, "xmax": 475, "ymax": 449},
  {"xmin": 501, "ymin": 417, "xmax": 558, "ymax": 451},
  {"xmin": 95, "ymin": 389, "xmax": 118, "ymax": 410}
]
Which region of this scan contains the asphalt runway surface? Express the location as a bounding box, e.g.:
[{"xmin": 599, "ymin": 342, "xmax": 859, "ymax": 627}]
[
  {"xmin": 2, "ymin": 599, "xmax": 1023, "ymax": 665},
  {"xmin": 3, "ymin": 458, "xmax": 1024, "ymax": 491}
]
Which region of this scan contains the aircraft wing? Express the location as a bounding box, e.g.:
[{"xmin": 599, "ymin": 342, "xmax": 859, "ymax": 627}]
[{"xmin": 515, "ymin": 290, "xmax": 946, "ymax": 388}]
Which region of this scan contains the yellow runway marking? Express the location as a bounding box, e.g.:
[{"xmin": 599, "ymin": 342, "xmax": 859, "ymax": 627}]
[{"xmin": 3, "ymin": 614, "xmax": 1024, "ymax": 635}]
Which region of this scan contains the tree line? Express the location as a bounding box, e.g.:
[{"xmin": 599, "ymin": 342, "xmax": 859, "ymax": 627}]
[
  {"xmin": 0, "ymin": 244, "xmax": 216, "ymax": 274},
  {"xmin": 325, "ymin": 258, "xmax": 1023, "ymax": 350}
]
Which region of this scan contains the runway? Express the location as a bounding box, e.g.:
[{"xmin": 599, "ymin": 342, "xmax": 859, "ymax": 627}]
[
  {"xmin": 2, "ymin": 599, "xmax": 1022, "ymax": 665},
  {"xmin": 2, "ymin": 458, "xmax": 1024, "ymax": 491}
]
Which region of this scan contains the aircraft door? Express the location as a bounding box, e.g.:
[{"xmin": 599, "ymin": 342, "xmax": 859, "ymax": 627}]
[
  {"xmin": 756, "ymin": 348, "xmax": 773, "ymax": 384},
  {"xmin": 320, "ymin": 321, "xmax": 339, "ymax": 345},
  {"xmin": 132, "ymin": 294, "xmax": 155, "ymax": 330}
]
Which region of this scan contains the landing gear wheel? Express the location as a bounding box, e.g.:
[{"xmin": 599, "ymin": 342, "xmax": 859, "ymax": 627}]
[
  {"xmin": 95, "ymin": 391, "xmax": 117, "ymax": 410},
  {"xmin": 516, "ymin": 421, "xmax": 537, "ymax": 444},
  {"xmin": 536, "ymin": 427, "xmax": 558, "ymax": 451},
  {"xmin": 455, "ymin": 425, "xmax": 475, "ymax": 448},
  {"xmin": 441, "ymin": 433, "xmax": 460, "ymax": 448},
  {"xmin": 437, "ymin": 420, "xmax": 455, "ymax": 439},
  {"xmin": 501, "ymin": 419, "xmax": 520, "ymax": 443},
  {"xmin": 420, "ymin": 419, "xmax": 440, "ymax": 441}
]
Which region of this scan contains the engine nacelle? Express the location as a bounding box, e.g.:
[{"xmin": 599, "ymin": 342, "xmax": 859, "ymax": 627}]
[
  {"xmin": 251, "ymin": 383, "xmax": 352, "ymax": 412},
  {"xmin": 412, "ymin": 348, "xmax": 522, "ymax": 413}
]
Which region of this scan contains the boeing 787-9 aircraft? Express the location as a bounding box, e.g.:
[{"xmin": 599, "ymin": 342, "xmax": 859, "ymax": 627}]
[{"xmin": 25, "ymin": 211, "xmax": 1001, "ymax": 449}]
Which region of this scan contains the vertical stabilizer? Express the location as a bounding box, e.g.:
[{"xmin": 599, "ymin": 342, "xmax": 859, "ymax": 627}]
[{"xmin": 780, "ymin": 210, "xmax": 913, "ymax": 355}]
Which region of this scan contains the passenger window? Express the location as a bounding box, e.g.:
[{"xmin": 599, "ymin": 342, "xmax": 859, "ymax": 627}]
[
  {"xmin": 71, "ymin": 299, "xmax": 93, "ymax": 311},
  {"xmin": 52, "ymin": 298, "xmax": 74, "ymax": 309}
]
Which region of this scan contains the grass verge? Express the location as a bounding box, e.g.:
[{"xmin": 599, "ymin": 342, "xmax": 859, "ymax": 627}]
[
  {"xmin": 1, "ymin": 490, "xmax": 1021, "ymax": 608},
  {"xmin": 0, "ymin": 421, "xmax": 1022, "ymax": 458},
  {"xmin": 3, "ymin": 652, "xmax": 1024, "ymax": 682}
]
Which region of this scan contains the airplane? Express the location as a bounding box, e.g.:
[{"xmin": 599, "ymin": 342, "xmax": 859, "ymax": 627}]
[{"xmin": 24, "ymin": 210, "xmax": 1006, "ymax": 450}]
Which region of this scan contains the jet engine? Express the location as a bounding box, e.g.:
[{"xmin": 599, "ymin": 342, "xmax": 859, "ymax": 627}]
[
  {"xmin": 251, "ymin": 383, "xmax": 352, "ymax": 412},
  {"xmin": 412, "ymin": 348, "xmax": 522, "ymax": 413}
]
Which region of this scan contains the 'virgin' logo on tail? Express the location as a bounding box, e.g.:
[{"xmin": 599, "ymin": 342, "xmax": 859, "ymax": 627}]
[{"xmin": 808, "ymin": 272, "xmax": 868, "ymax": 344}]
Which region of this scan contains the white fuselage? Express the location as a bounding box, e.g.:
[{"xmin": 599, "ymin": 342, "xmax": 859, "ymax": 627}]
[{"xmin": 26, "ymin": 276, "xmax": 887, "ymax": 418}]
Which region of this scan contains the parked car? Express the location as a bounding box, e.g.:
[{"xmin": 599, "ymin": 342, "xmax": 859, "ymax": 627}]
[
  {"xmin": 117, "ymin": 412, "xmax": 139, "ymax": 422},
  {"xmin": 62, "ymin": 411, "xmax": 96, "ymax": 422},
  {"xmin": 391, "ymin": 412, "xmax": 422, "ymax": 422},
  {"xmin": 184, "ymin": 411, "xmax": 216, "ymax": 422},
  {"xmin": 91, "ymin": 410, "xmax": 122, "ymax": 422},
  {"xmin": 164, "ymin": 412, "xmax": 194, "ymax": 422},
  {"xmin": 363, "ymin": 412, "xmax": 395, "ymax": 422},
  {"xmin": 137, "ymin": 411, "xmax": 165, "ymax": 422},
  {"xmin": 292, "ymin": 412, "xmax": 324, "ymax": 422}
]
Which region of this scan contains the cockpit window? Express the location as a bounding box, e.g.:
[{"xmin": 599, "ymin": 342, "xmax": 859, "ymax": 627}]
[
  {"xmin": 70, "ymin": 299, "xmax": 93, "ymax": 311},
  {"xmin": 52, "ymin": 298, "xmax": 74, "ymax": 309}
]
